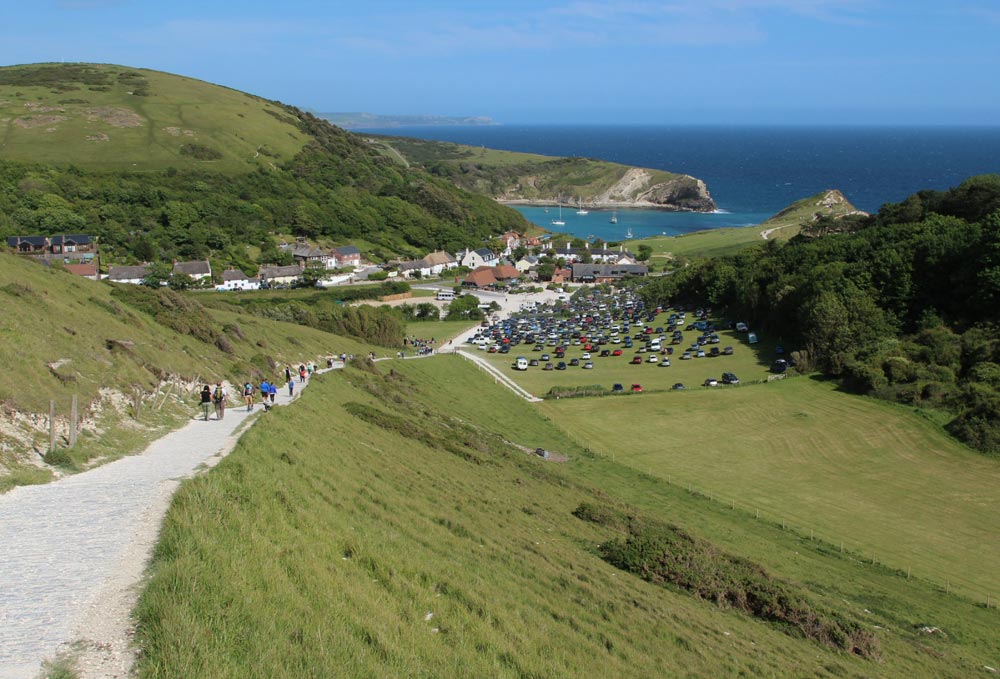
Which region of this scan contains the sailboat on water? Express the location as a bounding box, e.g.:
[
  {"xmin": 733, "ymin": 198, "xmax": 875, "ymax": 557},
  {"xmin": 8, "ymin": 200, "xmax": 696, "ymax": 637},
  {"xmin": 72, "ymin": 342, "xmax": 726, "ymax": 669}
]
[
  {"xmin": 625, "ymin": 226, "xmax": 633, "ymax": 239},
  {"xmin": 610, "ymin": 211, "xmax": 618, "ymax": 224},
  {"xmin": 576, "ymin": 197, "xmax": 589, "ymax": 215},
  {"xmin": 550, "ymin": 203, "xmax": 565, "ymax": 226}
]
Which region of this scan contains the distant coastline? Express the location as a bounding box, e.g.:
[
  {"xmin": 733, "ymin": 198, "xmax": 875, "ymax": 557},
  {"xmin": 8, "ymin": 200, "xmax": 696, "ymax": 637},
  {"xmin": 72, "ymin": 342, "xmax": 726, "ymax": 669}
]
[
  {"xmin": 497, "ymin": 198, "xmax": 707, "ymax": 212},
  {"xmin": 319, "ymin": 112, "xmax": 499, "ymax": 129}
]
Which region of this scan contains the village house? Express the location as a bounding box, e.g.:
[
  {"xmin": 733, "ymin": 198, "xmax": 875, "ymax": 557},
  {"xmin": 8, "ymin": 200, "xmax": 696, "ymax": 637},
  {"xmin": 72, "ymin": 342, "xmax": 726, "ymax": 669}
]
[
  {"xmin": 172, "ymin": 260, "xmax": 212, "ymax": 282},
  {"xmin": 499, "ymin": 231, "xmax": 521, "ymax": 255},
  {"xmin": 63, "ymin": 262, "xmax": 99, "ymax": 280},
  {"xmin": 106, "ymin": 264, "xmax": 151, "ymax": 285},
  {"xmin": 217, "ymin": 269, "xmax": 261, "ymax": 291},
  {"xmin": 459, "ymin": 248, "xmax": 499, "ymax": 269},
  {"xmin": 422, "ymin": 250, "xmax": 458, "ymax": 275},
  {"xmin": 515, "ymin": 254, "xmax": 540, "ymax": 274},
  {"xmin": 290, "ymin": 243, "xmax": 333, "ymax": 269},
  {"xmin": 331, "ymin": 245, "xmax": 362, "ymax": 268},
  {"xmin": 7, "ymin": 234, "xmax": 97, "ymax": 261},
  {"xmin": 259, "ymin": 264, "xmax": 305, "ymax": 287},
  {"xmin": 462, "ymin": 266, "xmax": 498, "ymax": 289}
]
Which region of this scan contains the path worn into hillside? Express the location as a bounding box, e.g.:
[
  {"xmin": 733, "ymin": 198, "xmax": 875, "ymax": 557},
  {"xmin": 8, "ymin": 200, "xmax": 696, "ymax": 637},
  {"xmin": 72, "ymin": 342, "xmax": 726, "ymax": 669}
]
[{"xmin": 0, "ymin": 370, "xmax": 331, "ymax": 679}]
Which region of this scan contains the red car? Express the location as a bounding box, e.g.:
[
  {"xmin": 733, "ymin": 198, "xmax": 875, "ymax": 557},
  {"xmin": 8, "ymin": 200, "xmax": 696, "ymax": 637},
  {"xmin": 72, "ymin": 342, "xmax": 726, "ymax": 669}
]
[
  {"xmin": 630, "ymin": 356, "xmax": 643, "ymax": 364},
  {"xmin": 612, "ymin": 349, "xmax": 623, "ymax": 356},
  {"xmin": 631, "ymin": 384, "xmax": 643, "ymax": 393}
]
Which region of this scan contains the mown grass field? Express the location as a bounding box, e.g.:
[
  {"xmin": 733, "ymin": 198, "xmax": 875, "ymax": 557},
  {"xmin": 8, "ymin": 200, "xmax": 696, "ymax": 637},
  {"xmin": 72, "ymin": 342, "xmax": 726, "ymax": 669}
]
[
  {"xmin": 541, "ymin": 376, "xmax": 1000, "ymax": 600},
  {"xmin": 133, "ymin": 356, "xmax": 998, "ymax": 678},
  {"xmin": 0, "ymin": 63, "xmax": 307, "ymax": 172},
  {"xmin": 477, "ymin": 322, "xmax": 779, "ymax": 396}
]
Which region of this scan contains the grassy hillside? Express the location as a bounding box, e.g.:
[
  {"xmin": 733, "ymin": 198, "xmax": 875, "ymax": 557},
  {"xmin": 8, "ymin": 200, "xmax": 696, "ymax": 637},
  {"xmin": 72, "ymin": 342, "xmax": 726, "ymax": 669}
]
[
  {"xmin": 639, "ymin": 189, "xmax": 865, "ymax": 261},
  {"xmin": 369, "ymin": 135, "xmax": 716, "ymax": 211},
  {"xmin": 541, "ymin": 376, "xmax": 1000, "ymax": 599},
  {"xmin": 132, "ymin": 357, "xmax": 998, "ymax": 678},
  {"xmin": 0, "ymin": 253, "xmax": 372, "ymax": 487},
  {"xmin": 0, "ymin": 63, "xmax": 306, "ymax": 173}
]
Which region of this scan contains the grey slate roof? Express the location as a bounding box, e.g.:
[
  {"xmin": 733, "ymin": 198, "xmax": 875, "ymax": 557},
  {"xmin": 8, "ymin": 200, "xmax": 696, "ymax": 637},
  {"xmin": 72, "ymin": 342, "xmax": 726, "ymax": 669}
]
[{"xmin": 173, "ymin": 260, "xmax": 211, "ymax": 276}]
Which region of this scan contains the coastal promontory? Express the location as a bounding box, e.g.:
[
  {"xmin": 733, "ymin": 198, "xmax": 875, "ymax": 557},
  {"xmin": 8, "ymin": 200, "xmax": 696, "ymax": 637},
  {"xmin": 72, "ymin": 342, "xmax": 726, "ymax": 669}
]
[{"xmin": 364, "ymin": 135, "xmax": 717, "ymax": 212}]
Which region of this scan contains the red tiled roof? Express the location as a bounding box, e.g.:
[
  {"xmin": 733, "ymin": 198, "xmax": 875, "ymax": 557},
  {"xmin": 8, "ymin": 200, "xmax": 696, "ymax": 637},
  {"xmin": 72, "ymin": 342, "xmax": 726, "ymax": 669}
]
[
  {"xmin": 64, "ymin": 263, "xmax": 97, "ymax": 277},
  {"xmin": 464, "ymin": 267, "xmax": 497, "ymax": 287}
]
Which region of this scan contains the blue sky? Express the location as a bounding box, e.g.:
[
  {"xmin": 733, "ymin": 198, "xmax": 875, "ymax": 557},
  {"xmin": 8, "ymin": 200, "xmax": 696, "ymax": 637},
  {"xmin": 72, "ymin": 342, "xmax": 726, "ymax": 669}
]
[{"xmin": 2, "ymin": 0, "xmax": 999, "ymax": 124}]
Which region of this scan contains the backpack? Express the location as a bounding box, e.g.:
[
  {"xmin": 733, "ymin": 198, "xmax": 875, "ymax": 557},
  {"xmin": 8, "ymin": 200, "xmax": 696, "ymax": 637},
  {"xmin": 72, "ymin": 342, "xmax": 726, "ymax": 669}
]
[
  {"xmin": 213, "ymin": 386, "xmax": 223, "ymax": 403},
  {"xmin": 244, "ymin": 384, "xmax": 253, "ymax": 396}
]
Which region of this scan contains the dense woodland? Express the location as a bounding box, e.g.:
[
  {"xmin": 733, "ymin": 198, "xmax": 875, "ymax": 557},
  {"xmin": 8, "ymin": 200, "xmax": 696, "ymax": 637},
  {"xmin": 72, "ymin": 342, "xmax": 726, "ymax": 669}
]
[
  {"xmin": 641, "ymin": 175, "xmax": 1000, "ymax": 454},
  {"xmin": 0, "ymin": 107, "xmax": 528, "ymax": 271}
]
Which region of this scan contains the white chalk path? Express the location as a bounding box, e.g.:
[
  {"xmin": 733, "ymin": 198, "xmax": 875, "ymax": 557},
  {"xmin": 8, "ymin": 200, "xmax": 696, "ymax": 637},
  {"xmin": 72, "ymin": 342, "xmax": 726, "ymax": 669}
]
[{"xmin": 0, "ymin": 371, "xmax": 329, "ymax": 679}]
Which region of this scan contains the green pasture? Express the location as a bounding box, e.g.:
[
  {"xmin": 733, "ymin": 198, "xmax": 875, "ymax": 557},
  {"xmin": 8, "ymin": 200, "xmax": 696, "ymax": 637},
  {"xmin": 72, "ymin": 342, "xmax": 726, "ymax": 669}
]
[
  {"xmin": 477, "ymin": 323, "xmax": 779, "ymax": 396},
  {"xmin": 133, "ymin": 357, "xmax": 998, "ymax": 678},
  {"xmin": 541, "ymin": 376, "xmax": 1000, "ymax": 599},
  {"xmin": 404, "ymin": 319, "xmax": 475, "ymax": 344},
  {"xmin": 0, "ymin": 63, "xmax": 307, "ymax": 172}
]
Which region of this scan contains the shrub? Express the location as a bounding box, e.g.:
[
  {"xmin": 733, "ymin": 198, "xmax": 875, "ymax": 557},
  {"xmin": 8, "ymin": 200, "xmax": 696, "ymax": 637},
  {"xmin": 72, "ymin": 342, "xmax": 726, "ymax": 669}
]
[{"xmin": 179, "ymin": 144, "xmax": 224, "ymax": 161}]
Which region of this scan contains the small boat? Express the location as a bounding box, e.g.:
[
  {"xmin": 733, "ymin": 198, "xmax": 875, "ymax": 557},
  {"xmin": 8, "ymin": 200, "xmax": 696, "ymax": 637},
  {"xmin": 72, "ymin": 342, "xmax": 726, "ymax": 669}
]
[
  {"xmin": 551, "ymin": 204, "xmax": 565, "ymax": 226},
  {"xmin": 610, "ymin": 211, "xmax": 618, "ymax": 224},
  {"xmin": 625, "ymin": 226, "xmax": 633, "ymax": 239},
  {"xmin": 576, "ymin": 197, "xmax": 589, "ymax": 215}
]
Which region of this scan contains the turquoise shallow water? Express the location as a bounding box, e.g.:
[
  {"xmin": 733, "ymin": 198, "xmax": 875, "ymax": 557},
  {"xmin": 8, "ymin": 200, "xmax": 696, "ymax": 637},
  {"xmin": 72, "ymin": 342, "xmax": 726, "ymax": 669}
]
[{"xmin": 509, "ymin": 205, "xmax": 772, "ymax": 241}]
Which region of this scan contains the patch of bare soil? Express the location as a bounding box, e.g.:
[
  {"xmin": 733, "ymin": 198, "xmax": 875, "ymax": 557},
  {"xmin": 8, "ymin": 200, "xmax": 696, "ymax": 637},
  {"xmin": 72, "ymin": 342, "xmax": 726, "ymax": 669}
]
[
  {"xmin": 13, "ymin": 115, "xmax": 67, "ymax": 129},
  {"xmin": 25, "ymin": 102, "xmax": 66, "ymax": 113},
  {"xmin": 86, "ymin": 107, "xmax": 143, "ymax": 128},
  {"xmin": 162, "ymin": 126, "xmax": 196, "ymax": 137},
  {"xmin": 86, "ymin": 133, "xmax": 110, "ymax": 143}
]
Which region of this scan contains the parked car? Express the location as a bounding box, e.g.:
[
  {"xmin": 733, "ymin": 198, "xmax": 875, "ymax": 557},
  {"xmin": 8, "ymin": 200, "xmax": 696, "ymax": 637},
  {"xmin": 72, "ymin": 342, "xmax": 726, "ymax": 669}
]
[
  {"xmin": 631, "ymin": 384, "xmax": 643, "ymax": 393},
  {"xmin": 647, "ymin": 354, "xmax": 659, "ymax": 363},
  {"xmin": 541, "ymin": 354, "xmax": 550, "ymax": 361},
  {"xmin": 630, "ymin": 356, "xmax": 643, "ymax": 364},
  {"xmin": 722, "ymin": 372, "xmax": 740, "ymax": 385},
  {"xmin": 581, "ymin": 352, "xmax": 592, "ymax": 360},
  {"xmin": 612, "ymin": 349, "xmax": 623, "ymax": 356},
  {"xmin": 583, "ymin": 361, "xmax": 594, "ymax": 369},
  {"xmin": 569, "ymin": 358, "xmax": 580, "ymax": 366},
  {"xmin": 529, "ymin": 358, "xmax": 539, "ymax": 366},
  {"xmin": 709, "ymin": 347, "xmax": 720, "ymax": 357},
  {"xmin": 736, "ymin": 322, "xmax": 749, "ymax": 332},
  {"xmin": 696, "ymin": 349, "xmax": 706, "ymax": 358},
  {"xmin": 659, "ymin": 357, "xmax": 671, "ymax": 367},
  {"xmin": 722, "ymin": 346, "xmax": 734, "ymax": 356},
  {"xmin": 612, "ymin": 383, "xmax": 624, "ymax": 393},
  {"xmin": 672, "ymin": 383, "xmax": 685, "ymax": 390},
  {"xmin": 543, "ymin": 362, "xmax": 554, "ymax": 371},
  {"xmin": 680, "ymin": 352, "xmax": 693, "ymax": 360},
  {"xmin": 556, "ymin": 361, "xmax": 567, "ymax": 370},
  {"xmin": 771, "ymin": 359, "xmax": 789, "ymax": 374},
  {"xmin": 703, "ymin": 378, "xmax": 719, "ymax": 387}
]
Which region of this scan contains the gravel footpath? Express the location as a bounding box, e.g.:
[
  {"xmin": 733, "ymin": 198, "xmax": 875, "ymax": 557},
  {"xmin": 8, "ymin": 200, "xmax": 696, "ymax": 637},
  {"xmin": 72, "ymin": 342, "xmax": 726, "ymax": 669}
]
[{"xmin": 0, "ymin": 371, "xmax": 328, "ymax": 679}]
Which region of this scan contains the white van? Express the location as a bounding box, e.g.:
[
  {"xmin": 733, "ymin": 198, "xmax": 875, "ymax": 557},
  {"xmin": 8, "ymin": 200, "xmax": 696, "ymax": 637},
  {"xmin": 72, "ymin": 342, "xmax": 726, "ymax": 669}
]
[
  {"xmin": 436, "ymin": 290, "xmax": 455, "ymax": 301},
  {"xmin": 514, "ymin": 356, "xmax": 528, "ymax": 371}
]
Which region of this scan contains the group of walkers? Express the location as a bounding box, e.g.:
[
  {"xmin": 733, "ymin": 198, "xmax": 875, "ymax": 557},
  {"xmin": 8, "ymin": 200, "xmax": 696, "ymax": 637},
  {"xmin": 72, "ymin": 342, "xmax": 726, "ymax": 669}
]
[{"xmin": 196, "ymin": 362, "xmax": 319, "ymax": 421}]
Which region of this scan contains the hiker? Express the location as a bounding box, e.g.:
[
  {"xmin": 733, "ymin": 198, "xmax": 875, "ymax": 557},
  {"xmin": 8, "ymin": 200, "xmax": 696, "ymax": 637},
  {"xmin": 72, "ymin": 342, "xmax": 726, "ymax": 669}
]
[
  {"xmin": 243, "ymin": 382, "xmax": 254, "ymax": 411},
  {"xmin": 299, "ymin": 365, "xmax": 306, "ymax": 383},
  {"xmin": 199, "ymin": 385, "xmax": 212, "ymax": 421},
  {"xmin": 285, "ymin": 365, "xmax": 292, "ymax": 383},
  {"xmin": 288, "ymin": 378, "xmax": 295, "ymax": 397},
  {"xmin": 212, "ymin": 382, "xmax": 227, "ymax": 421},
  {"xmin": 260, "ymin": 379, "xmax": 271, "ymax": 411},
  {"xmin": 268, "ymin": 380, "xmax": 277, "ymax": 404}
]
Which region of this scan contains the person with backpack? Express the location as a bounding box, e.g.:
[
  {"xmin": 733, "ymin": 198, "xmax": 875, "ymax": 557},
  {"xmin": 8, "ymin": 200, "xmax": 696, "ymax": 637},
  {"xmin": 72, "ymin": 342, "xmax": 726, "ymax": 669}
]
[
  {"xmin": 243, "ymin": 382, "xmax": 254, "ymax": 411},
  {"xmin": 298, "ymin": 364, "xmax": 306, "ymax": 383},
  {"xmin": 199, "ymin": 385, "xmax": 212, "ymax": 421},
  {"xmin": 212, "ymin": 383, "xmax": 227, "ymax": 421},
  {"xmin": 268, "ymin": 380, "xmax": 277, "ymax": 404},
  {"xmin": 259, "ymin": 379, "xmax": 271, "ymax": 411}
]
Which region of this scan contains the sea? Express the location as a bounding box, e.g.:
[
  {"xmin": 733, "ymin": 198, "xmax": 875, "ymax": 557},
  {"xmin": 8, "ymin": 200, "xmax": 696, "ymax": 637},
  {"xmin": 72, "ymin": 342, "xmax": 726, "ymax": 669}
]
[{"xmin": 358, "ymin": 125, "xmax": 1000, "ymax": 241}]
